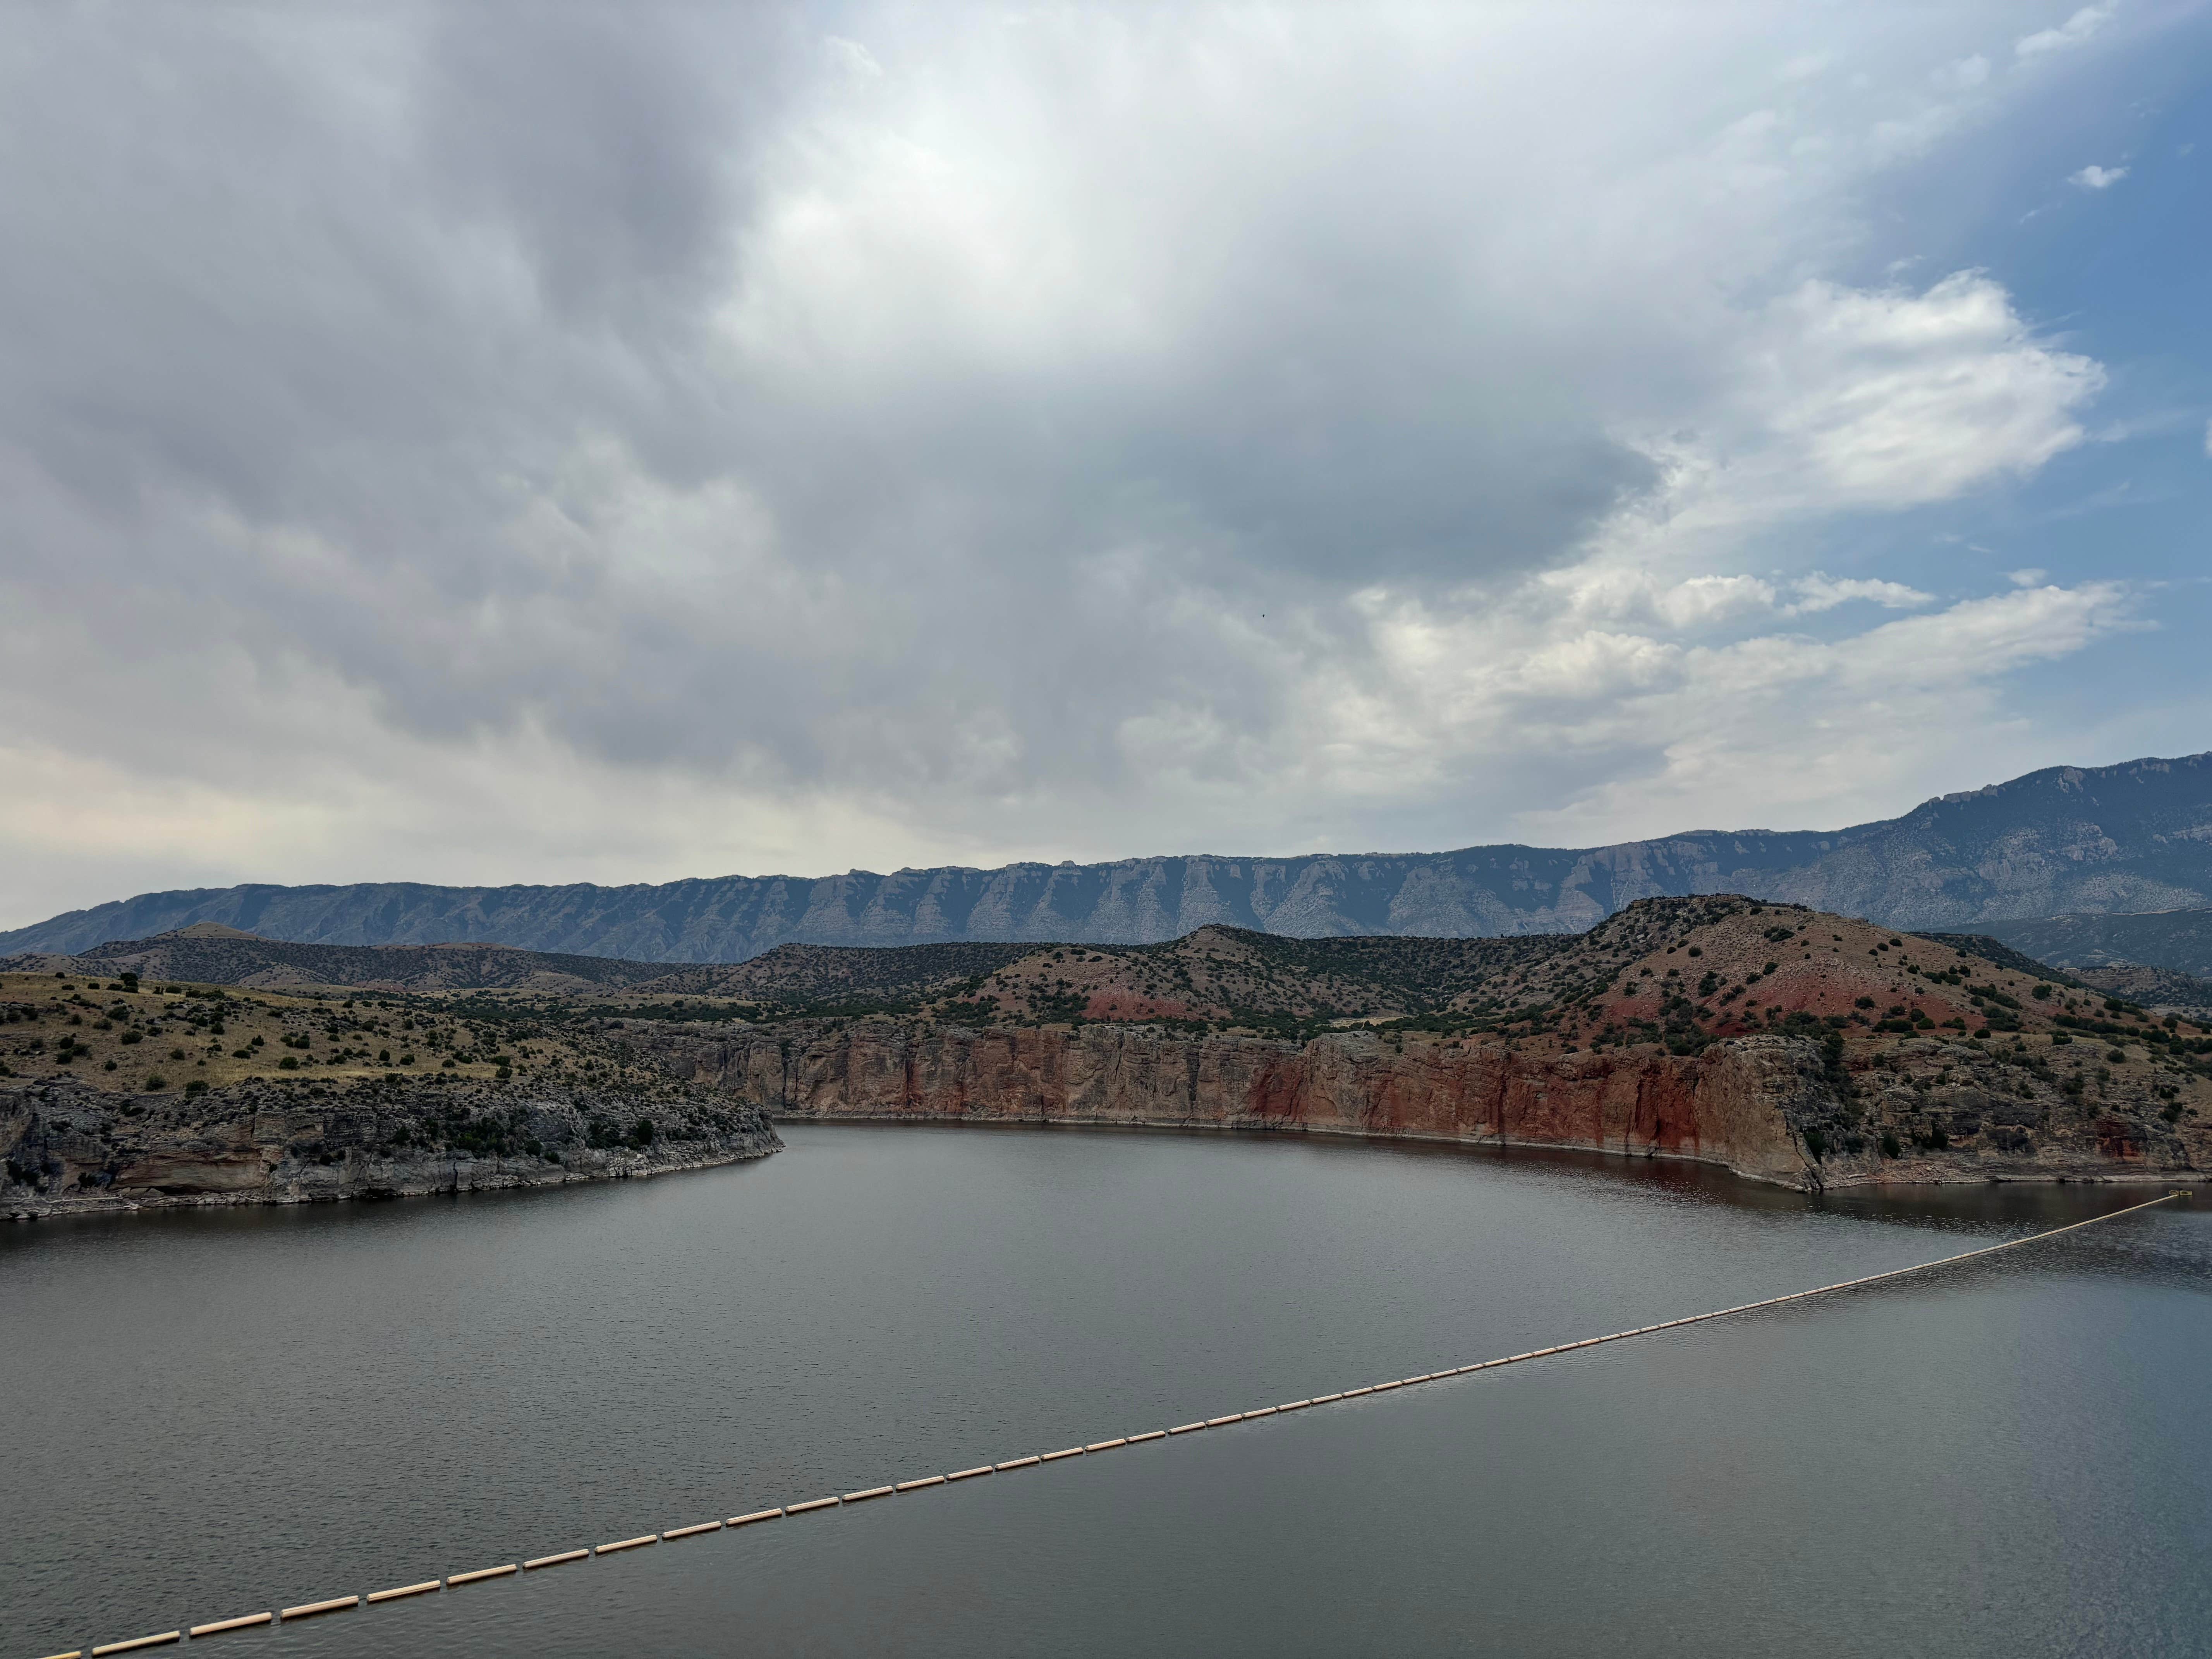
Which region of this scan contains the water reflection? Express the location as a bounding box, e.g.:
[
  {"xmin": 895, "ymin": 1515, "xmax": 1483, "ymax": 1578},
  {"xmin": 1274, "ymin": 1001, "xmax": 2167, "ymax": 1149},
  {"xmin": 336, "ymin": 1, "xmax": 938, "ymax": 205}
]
[{"xmin": 5, "ymin": 1123, "xmax": 2204, "ymax": 1657}]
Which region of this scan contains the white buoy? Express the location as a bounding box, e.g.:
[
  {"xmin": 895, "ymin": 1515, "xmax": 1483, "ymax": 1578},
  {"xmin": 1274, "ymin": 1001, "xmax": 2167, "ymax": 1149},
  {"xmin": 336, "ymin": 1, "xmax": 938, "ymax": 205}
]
[
  {"xmin": 445, "ymin": 1565, "xmax": 516, "ymax": 1585},
  {"xmin": 187, "ymin": 1612, "xmax": 272, "ymax": 1636},
  {"xmin": 366, "ymin": 1582, "xmax": 440, "ymax": 1604},
  {"xmin": 279, "ymin": 1596, "xmax": 357, "ymax": 1621}
]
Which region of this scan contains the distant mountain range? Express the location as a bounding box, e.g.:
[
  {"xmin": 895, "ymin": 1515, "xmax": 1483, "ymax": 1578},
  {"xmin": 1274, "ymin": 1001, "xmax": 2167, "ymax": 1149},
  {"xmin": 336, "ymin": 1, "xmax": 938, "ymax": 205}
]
[
  {"xmin": 6, "ymin": 751, "xmax": 2212, "ymax": 962},
  {"xmin": 9, "ymin": 923, "xmax": 669, "ymax": 993},
  {"xmin": 1979, "ymin": 908, "xmax": 2212, "ymax": 978}
]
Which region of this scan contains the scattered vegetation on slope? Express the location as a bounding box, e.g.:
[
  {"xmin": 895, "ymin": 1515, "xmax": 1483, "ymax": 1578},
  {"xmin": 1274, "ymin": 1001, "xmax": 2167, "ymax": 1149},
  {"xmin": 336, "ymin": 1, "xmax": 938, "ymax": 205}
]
[{"xmin": 12, "ymin": 892, "xmax": 2210, "ymax": 1187}]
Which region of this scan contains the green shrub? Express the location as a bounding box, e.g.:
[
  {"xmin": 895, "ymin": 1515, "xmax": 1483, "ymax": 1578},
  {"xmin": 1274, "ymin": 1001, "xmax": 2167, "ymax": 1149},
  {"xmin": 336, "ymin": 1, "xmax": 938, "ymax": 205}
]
[{"xmin": 1879, "ymin": 1131, "xmax": 1901, "ymax": 1158}]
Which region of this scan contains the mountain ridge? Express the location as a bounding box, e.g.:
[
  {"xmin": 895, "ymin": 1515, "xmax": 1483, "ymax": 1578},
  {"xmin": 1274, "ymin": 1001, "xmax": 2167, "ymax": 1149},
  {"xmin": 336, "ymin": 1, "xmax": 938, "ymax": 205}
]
[
  {"xmin": 1979, "ymin": 908, "xmax": 2212, "ymax": 978},
  {"xmin": 8, "ymin": 751, "xmax": 2212, "ymax": 962}
]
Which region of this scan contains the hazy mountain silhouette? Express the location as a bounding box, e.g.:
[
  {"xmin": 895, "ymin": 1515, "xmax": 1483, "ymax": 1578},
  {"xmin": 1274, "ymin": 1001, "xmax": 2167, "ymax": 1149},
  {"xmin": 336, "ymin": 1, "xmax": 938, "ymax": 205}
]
[{"xmin": 7, "ymin": 752, "xmax": 2210, "ymax": 962}]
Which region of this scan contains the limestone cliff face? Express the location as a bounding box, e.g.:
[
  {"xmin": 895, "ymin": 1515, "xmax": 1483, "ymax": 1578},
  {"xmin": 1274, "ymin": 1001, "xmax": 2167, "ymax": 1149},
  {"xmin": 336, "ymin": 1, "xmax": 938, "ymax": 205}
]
[
  {"xmin": 633, "ymin": 1024, "xmax": 1827, "ymax": 1188},
  {"xmin": 2, "ymin": 1078, "xmax": 780, "ymax": 1221}
]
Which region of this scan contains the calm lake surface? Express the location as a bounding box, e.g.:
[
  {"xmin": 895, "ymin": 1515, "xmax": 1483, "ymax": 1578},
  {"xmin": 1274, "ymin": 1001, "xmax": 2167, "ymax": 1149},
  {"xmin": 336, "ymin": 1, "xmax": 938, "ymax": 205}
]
[{"xmin": 4, "ymin": 1125, "xmax": 2208, "ymax": 1657}]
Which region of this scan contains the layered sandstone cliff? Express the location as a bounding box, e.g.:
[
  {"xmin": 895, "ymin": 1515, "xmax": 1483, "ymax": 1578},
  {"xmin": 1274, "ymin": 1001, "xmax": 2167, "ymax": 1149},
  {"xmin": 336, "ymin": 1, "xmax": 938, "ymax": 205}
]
[
  {"xmin": 10, "ymin": 895, "xmax": 2204, "ymax": 1205},
  {"xmin": 629, "ymin": 1020, "xmax": 2206, "ymax": 1193}
]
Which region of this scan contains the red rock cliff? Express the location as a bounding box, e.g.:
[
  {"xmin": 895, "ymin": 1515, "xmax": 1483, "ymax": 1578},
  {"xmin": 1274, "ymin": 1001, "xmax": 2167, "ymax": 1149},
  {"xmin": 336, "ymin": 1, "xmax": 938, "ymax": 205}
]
[{"xmin": 640, "ymin": 1024, "xmax": 1830, "ymax": 1188}]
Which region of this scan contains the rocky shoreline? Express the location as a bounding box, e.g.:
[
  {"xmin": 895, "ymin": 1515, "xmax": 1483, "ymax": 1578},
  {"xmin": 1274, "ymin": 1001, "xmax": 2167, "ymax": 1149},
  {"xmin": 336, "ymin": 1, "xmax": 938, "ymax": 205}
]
[
  {"xmin": 2, "ymin": 1076, "xmax": 781, "ymax": 1221},
  {"xmin": 10, "ymin": 895, "xmax": 2207, "ymax": 1209}
]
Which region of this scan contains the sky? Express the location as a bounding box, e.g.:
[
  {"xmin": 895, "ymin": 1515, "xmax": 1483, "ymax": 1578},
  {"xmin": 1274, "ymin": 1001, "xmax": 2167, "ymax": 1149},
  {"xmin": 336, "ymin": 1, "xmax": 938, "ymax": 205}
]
[{"xmin": 2, "ymin": 1, "xmax": 2209, "ymax": 929}]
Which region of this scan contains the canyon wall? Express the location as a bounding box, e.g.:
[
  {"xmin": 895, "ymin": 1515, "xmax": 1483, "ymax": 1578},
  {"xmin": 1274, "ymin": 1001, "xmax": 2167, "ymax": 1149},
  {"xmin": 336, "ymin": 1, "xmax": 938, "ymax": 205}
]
[
  {"xmin": 637, "ymin": 1023, "xmax": 1831, "ymax": 1189},
  {"xmin": 640, "ymin": 1021, "xmax": 2208, "ymax": 1192},
  {"xmin": 15, "ymin": 1020, "xmax": 2198, "ymax": 1218}
]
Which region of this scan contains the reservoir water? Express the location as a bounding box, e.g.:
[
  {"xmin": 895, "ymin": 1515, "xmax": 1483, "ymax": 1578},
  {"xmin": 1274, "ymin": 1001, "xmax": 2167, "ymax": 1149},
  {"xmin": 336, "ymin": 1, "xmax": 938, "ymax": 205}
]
[{"xmin": 4, "ymin": 1124, "xmax": 2207, "ymax": 1657}]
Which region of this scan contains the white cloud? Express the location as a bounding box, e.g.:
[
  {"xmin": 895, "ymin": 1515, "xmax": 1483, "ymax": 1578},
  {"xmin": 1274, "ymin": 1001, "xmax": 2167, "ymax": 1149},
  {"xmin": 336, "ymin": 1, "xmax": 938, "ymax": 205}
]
[
  {"xmin": 1836, "ymin": 581, "xmax": 2132, "ymax": 684},
  {"xmin": 2071, "ymin": 163, "xmax": 2129, "ymax": 188},
  {"xmin": 1653, "ymin": 575, "xmax": 1781, "ymax": 629},
  {"xmin": 0, "ymin": 2, "xmax": 2155, "ymax": 924},
  {"xmin": 2006, "ymin": 567, "xmax": 2049, "ymax": 586},
  {"xmin": 1485, "ymin": 584, "xmax": 2135, "ymax": 845},
  {"xmin": 1782, "ymin": 574, "xmax": 1935, "ymax": 615},
  {"xmin": 1595, "ymin": 272, "xmax": 2102, "ymax": 561},
  {"xmin": 1262, "ymin": 574, "xmax": 2140, "ymax": 851},
  {"xmin": 1940, "ymin": 54, "xmax": 1992, "ymax": 89},
  {"xmin": 2016, "ymin": 5, "xmax": 2115, "ymax": 58},
  {"xmin": 1286, "ymin": 266, "xmax": 2116, "ymax": 844}
]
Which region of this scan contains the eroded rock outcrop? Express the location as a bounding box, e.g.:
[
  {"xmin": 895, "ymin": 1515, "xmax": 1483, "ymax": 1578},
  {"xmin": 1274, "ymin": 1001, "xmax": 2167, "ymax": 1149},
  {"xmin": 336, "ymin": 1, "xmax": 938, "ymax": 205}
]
[
  {"xmin": 628, "ymin": 1019, "xmax": 2205, "ymax": 1192},
  {"xmin": 2, "ymin": 1077, "xmax": 780, "ymax": 1220},
  {"xmin": 627, "ymin": 1023, "xmax": 1820, "ymax": 1184}
]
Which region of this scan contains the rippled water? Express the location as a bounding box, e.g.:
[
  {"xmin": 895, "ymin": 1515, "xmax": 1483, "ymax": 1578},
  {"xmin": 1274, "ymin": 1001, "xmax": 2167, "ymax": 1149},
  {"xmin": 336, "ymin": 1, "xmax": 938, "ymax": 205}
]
[{"xmin": 4, "ymin": 1125, "xmax": 2207, "ymax": 1657}]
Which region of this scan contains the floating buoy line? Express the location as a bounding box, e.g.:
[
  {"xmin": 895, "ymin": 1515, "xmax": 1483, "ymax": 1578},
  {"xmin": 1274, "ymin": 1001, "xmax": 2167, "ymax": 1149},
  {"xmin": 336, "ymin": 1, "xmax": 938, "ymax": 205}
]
[{"xmin": 34, "ymin": 1191, "xmax": 2188, "ymax": 1659}]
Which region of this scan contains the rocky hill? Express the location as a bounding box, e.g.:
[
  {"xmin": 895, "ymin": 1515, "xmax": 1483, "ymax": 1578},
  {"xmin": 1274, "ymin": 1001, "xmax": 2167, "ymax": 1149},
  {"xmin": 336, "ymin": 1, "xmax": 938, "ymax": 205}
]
[
  {"xmin": 8, "ymin": 752, "xmax": 2212, "ymax": 961},
  {"xmin": 0, "ymin": 970, "xmax": 778, "ymax": 1219},
  {"xmin": 634, "ymin": 896, "xmax": 2210, "ymax": 1193},
  {"xmin": 9, "ymin": 896, "xmax": 2207, "ymax": 1199},
  {"xmin": 2056, "ymin": 965, "xmax": 2212, "ymax": 1024}
]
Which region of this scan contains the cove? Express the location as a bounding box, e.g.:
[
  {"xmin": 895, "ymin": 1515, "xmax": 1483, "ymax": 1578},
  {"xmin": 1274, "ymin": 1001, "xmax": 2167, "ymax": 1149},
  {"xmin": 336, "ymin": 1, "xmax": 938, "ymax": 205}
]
[{"xmin": 3, "ymin": 1123, "xmax": 2207, "ymax": 1657}]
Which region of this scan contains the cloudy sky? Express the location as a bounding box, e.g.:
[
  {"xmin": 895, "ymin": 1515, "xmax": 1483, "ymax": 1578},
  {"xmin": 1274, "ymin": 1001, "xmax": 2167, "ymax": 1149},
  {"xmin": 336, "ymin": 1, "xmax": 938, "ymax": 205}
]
[{"xmin": 3, "ymin": 2, "xmax": 2209, "ymax": 927}]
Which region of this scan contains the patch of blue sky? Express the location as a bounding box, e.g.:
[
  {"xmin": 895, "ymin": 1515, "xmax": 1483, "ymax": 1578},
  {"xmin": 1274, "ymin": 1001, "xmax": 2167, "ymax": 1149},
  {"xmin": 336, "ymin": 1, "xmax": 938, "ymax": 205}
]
[{"xmin": 1805, "ymin": 15, "xmax": 2211, "ymax": 753}]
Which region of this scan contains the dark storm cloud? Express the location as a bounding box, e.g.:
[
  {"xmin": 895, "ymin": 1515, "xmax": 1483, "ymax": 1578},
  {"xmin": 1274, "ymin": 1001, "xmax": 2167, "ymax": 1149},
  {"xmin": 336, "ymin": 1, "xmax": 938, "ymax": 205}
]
[
  {"xmin": 0, "ymin": 3, "xmax": 1653, "ymax": 640},
  {"xmin": 0, "ymin": 0, "xmax": 2119, "ymax": 870},
  {"xmin": 420, "ymin": 8, "xmax": 749, "ymax": 326}
]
